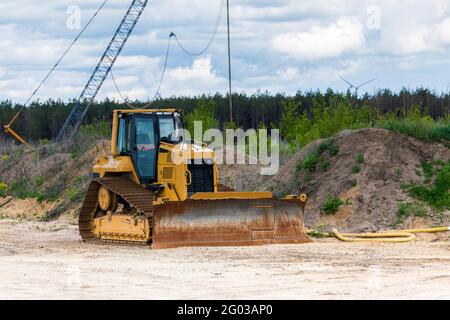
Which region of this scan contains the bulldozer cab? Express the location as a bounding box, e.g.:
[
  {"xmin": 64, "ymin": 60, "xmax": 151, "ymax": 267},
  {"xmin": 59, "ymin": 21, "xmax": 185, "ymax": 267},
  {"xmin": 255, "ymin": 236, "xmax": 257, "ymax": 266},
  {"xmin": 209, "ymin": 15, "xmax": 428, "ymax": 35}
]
[{"xmin": 115, "ymin": 110, "xmax": 181, "ymax": 183}]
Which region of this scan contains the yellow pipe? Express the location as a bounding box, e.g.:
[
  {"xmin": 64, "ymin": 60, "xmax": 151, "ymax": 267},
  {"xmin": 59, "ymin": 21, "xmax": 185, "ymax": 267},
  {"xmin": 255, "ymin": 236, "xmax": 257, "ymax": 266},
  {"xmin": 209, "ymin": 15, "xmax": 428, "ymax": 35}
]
[
  {"xmin": 308, "ymin": 226, "xmax": 450, "ymax": 243},
  {"xmin": 386, "ymin": 226, "xmax": 450, "ymax": 234},
  {"xmin": 331, "ymin": 229, "xmax": 416, "ymax": 243}
]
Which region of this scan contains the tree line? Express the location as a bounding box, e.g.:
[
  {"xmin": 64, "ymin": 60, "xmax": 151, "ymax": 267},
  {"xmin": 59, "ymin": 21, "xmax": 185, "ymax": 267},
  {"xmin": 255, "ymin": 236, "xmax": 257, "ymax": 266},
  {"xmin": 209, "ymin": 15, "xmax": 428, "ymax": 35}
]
[{"xmin": 0, "ymin": 88, "xmax": 449, "ymax": 142}]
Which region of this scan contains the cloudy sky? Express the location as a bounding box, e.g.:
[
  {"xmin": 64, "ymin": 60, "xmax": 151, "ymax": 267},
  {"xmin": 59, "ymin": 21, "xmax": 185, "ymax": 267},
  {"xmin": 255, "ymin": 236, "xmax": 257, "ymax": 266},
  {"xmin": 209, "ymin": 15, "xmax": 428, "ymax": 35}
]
[{"xmin": 1, "ymin": 0, "xmax": 450, "ymax": 103}]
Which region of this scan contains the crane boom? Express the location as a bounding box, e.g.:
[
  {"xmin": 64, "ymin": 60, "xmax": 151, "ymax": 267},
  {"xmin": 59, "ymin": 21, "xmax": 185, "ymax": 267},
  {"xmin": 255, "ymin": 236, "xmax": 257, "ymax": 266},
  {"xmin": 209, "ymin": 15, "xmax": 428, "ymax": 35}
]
[{"xmin": 56, "ymin": 0, "xmax": 149, "ymax": 142}]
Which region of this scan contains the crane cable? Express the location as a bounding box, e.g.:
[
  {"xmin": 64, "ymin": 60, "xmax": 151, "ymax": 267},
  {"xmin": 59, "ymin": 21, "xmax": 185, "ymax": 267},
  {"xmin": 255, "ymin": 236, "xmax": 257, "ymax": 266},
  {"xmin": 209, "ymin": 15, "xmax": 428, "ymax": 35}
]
[
  {"xmin": 111, "ymin": 0, "xmax": 225, "ymax": 108},
  {"xmin": 110, "ymin": 33, "xmax": 173, "ymax": 109},
  {"xmin": 25, "ymin": 0, "xmax": 109, "ymax": 107},
  {"xmin": 4, "ymin": 0, "xmax": 109, "ymax": 143},
  {"xmin": 172, "ymin": 0, "xmax": 225, "ymax": 56}
]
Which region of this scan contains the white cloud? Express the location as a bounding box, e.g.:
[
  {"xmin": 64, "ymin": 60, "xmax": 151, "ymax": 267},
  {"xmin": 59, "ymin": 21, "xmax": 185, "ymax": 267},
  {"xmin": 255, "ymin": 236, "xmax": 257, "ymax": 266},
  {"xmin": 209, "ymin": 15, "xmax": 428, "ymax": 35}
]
[
  {"xmin": 1, "ymin": 0, "xmax": 450, "ymax": 101},
  {"xmin": 433, "ymin": 18, "xmax": 450, "ymax": 45},
  {"xmin": 272, "ymin": 18, "xmax": 365, "ymax": 61},
  {"xmin": 162, "ymin": 57, "xmax": 226, "ymax": 96},
  {"xmin": 276, "ymin": 67, "xmax": 300, "ymax": 79},
  {"xmin": 433, "ymin": 0, "xmax": 449, "ymax": 17}
]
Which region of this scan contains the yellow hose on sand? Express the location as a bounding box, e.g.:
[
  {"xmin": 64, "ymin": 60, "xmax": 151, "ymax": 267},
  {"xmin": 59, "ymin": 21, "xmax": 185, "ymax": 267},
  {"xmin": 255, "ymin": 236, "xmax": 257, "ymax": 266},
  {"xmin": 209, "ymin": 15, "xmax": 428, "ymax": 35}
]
[
  {"xmin": 308, "ymin": 226, "xmax": 450, "ymax": 243},
  {"xmin": 331, "ymin": 229, "xmax": 416, "ymax": 243}
]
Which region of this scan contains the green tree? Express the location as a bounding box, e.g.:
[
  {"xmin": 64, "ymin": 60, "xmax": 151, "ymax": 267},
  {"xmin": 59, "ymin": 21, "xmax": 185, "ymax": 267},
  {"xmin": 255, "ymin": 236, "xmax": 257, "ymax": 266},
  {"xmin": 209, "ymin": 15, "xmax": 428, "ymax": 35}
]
[{"xmin": 184, "ymin": 98, "xmax": 219, "ymax": 136}]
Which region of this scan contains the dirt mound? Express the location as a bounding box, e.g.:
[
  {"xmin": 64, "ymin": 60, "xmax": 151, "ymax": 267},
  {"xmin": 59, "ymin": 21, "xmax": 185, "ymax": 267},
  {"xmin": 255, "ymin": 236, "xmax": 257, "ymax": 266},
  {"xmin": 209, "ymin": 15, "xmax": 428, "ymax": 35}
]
[
  {"xmin": 216, "ymin": 147, "xmax": 268, "ymax": 191},
  {"xmin": 0, "ymin": 139, "xmax": 110, "ymax": 221},
  {"xmin": 264, "ymin": 128, "xmax": 450, "ymax": 232}
]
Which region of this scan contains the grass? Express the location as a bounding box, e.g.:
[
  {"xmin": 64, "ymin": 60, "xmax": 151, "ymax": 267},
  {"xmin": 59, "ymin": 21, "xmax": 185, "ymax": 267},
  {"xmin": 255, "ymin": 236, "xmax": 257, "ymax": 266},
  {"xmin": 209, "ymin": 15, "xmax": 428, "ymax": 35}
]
[
  {"xmin": 3, "ymin": 175, "xmax": 63, "ymax": 203},
  {"xmin": 67, "ymin": 176, "xmax": 88, "ymax": 203},
  {"xmin": 377, "ymin": 118, "xmax": 450, "ymax": 143},
  {"xmin": 322, "ymin": 195, "xmax": 344, "ymax": 215},
  {"xmin": 0, "ymin": 182, "xmax": 7, "ymax": 197},
  {"xmin": 350, "ymin": 179, "xmax": 358, "ymax": 187},
  {"xmin": 308, "ymin": 223, "xmax": 327, "ymax": 238},
  {"xmin": 7, "ymin": 178, "xmax": 40, "ymax": 199},
  {"xmin": 78, "ymin": 121, "xmax": 111, "ymax": 139},
  {"xmin": 33, "ymin": 176, "xmax": 44, "ymax": 187},
  {"xmin": 421, "ymin": 162, "xmax": 434, "ymax": 181},
  {"xmin": 328, "ymin": 144, "xmax": 339, "ymax": 157},
  {"xmin": 356, "ymin": 153, "xmax": 365, "ymax": 164},
  {"xmin": 405, "ymin": 161, "xmax": 450, "ymax": 210},
  {"xmin": 297, "ymin": 140, "xmax": 339, "ymax": 173},
  {"xmin": 320, "ymin": 160, "xmax": 331, "ymax": 171},
  {"xmin": 397, "ymin": 202, "xmax": 428, "ymax": 223},
  {"xmin": 67, "ymin": 185, "xmax": 85, "ymax": 202},
  {"xmin": 351, "ymin": 165, "xmax": 361, "ymax": 174},
  {"xmin": 301, "ymin": 151, "xmax": 321, "ymax": 172}
]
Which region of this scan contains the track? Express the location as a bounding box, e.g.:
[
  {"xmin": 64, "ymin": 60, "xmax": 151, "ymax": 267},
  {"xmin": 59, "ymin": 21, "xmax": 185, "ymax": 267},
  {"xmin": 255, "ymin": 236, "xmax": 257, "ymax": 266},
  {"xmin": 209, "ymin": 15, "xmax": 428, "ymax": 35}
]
[{"xmin": 78, "ymin": 177, "xmax": 155, "ymax": 245}]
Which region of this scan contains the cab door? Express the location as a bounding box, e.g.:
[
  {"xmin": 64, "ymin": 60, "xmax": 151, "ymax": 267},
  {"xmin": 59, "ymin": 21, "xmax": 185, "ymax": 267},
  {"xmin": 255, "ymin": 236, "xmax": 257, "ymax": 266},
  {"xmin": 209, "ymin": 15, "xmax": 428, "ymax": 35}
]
[{"xmin": 132, "ymin": 115, "xmax": 158, "ymax": 183}]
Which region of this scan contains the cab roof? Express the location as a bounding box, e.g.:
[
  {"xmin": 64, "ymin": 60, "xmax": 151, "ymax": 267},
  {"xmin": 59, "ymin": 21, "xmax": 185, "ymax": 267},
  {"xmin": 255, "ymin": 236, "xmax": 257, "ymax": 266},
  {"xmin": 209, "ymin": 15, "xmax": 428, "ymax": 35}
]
[{"xmin": 114, "ymin": 109, "xmax": 181, "ymax": 114}]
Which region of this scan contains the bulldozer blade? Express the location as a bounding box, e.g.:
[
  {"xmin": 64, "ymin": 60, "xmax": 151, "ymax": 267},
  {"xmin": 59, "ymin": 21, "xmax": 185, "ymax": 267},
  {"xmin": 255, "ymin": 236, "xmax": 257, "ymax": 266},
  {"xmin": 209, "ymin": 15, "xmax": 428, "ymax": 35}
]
[{"xmin": 152, "ymin": 198, "xmax": 311, "ymax": 249}]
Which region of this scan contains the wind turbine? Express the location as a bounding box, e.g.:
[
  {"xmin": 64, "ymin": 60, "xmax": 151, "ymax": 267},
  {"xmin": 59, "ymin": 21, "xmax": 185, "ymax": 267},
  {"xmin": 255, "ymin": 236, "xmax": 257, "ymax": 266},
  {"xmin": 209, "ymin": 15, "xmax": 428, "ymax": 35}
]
[{"xmin": 339, "ymin": 75, "xmax": 377, "ymax": 96}]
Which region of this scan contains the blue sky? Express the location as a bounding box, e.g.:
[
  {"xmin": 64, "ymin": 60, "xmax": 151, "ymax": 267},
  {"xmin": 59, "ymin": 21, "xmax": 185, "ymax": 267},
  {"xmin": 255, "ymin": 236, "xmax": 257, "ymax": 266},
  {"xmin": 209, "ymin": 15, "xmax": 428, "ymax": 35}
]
[{"xmin": 1, "ymin": 0, "xmax": 450, "ymax": 103}]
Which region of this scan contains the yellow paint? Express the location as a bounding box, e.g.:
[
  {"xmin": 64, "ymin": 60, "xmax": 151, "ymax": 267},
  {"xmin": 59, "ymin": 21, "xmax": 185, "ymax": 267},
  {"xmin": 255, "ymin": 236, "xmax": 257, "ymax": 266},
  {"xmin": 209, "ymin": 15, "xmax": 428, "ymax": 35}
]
[
  {"xmin": 92, "ymin": 214, "xmax": 150, "ymax": 243},
  {"xmin": 111, "ymin": 111, "xmax": 119, "ymax": 156},
  {"xmin": 4, "ymin": 125, "xmax": 28, "ymax": 145},
  {"xmin": 114, "ymin": 109, "xmax": 181, "ymax": 115},
  {"xmin": 93, "ymin": 156, "xmax": 140, "ymax": 184},
  {"xmin": 190, "ymin": 192, "xmax": 274, "ymax": 200},
  {"xmin": 3, "ymin": 111, "xmax": 28, "ymax": 145}
]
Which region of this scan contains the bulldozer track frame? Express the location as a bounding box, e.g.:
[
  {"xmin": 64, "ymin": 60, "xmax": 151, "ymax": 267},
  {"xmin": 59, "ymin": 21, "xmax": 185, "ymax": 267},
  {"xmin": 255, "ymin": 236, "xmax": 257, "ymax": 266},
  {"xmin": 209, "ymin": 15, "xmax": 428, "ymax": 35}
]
[{"xmin": 79, "ymin": 177, "xmax": 155, "ymax": 245}]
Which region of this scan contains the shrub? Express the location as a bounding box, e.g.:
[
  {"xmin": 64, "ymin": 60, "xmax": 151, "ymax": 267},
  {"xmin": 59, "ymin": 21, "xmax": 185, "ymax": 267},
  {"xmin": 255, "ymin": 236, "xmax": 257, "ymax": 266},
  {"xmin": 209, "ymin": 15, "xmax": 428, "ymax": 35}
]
[
  {"xmin": 351, "ymin": 165, "xmax": 361, "ymax": 174},
  {"xmin": 67, "ymin": 186, "xmax": 85, "ymax": 202},
  {"xmin": 356, "ymin": 153, "xmax": 365, "ymax": 164},
  {"xmin": 301, "ymin": 151, "xmax": 320, "ymax": 172},
  {"xmin": 405, "ymin": 162, "xmax": 450, "ymax": 210},
  {"xmin": 33, "ymin": 176, "xmax": 44, "ymax": 187},
  {"xmin": 328, "ymin": 144, "xmax": 339, "ymax": 157},
  {"xmin": 0, "ymin": 182, "xmax": 7, "ymax": 197},
  {"xmin": 320, "ymin": 160, "xmax": 332, "ymax": 171},
  {"xmin": 397, "ymin": 202, "xmax": 428, "ymax": 223},
  {"xmin": 421, "ymin": 162, "xmax": 434, "ymax": 182},
  {"xmin": 322, "ymin": 195, "xmax": 344, "ymax": 215},
  {"xmin": 298, "ymin": 140, "xmax": 338, "ymax": 173},
  {"xmin": 8, "ymin": 178, "xmax": 37, "ymax": 199}
]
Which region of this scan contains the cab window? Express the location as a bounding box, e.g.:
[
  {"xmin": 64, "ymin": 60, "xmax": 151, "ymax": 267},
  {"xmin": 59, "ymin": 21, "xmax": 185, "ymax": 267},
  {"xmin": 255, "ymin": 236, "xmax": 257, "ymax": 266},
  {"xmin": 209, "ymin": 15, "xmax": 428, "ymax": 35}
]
[
  {"xmin": 159, "ymin": 117, "xmax": 175, "ymax": 142},
  {"xmin": 117, "ymin": 117, "xmax": 132, "ymax": 154}
]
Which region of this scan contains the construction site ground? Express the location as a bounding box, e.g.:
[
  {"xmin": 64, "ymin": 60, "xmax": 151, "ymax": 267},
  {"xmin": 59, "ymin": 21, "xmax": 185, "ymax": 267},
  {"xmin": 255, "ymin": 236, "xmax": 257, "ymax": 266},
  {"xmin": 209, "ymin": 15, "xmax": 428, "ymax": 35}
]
[{"xmin": 1, "ymin": 219, "xmax": 449, "ymax": 300}]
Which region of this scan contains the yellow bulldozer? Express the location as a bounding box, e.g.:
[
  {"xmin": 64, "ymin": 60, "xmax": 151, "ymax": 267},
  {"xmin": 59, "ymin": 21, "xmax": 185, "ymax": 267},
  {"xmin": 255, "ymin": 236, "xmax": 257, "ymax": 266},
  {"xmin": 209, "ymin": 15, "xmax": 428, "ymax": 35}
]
[{"xmin": 79, "ymin": 109, "xmax": 310, "ymax": 249}]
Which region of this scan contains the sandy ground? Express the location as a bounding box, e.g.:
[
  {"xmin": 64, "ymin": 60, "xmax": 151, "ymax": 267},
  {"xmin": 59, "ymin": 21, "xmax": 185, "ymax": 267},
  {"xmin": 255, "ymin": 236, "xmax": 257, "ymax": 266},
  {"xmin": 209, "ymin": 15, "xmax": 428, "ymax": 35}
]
[{"xmin": 0, "ymin": 219, "xmax": 449, "ymax": 300}]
